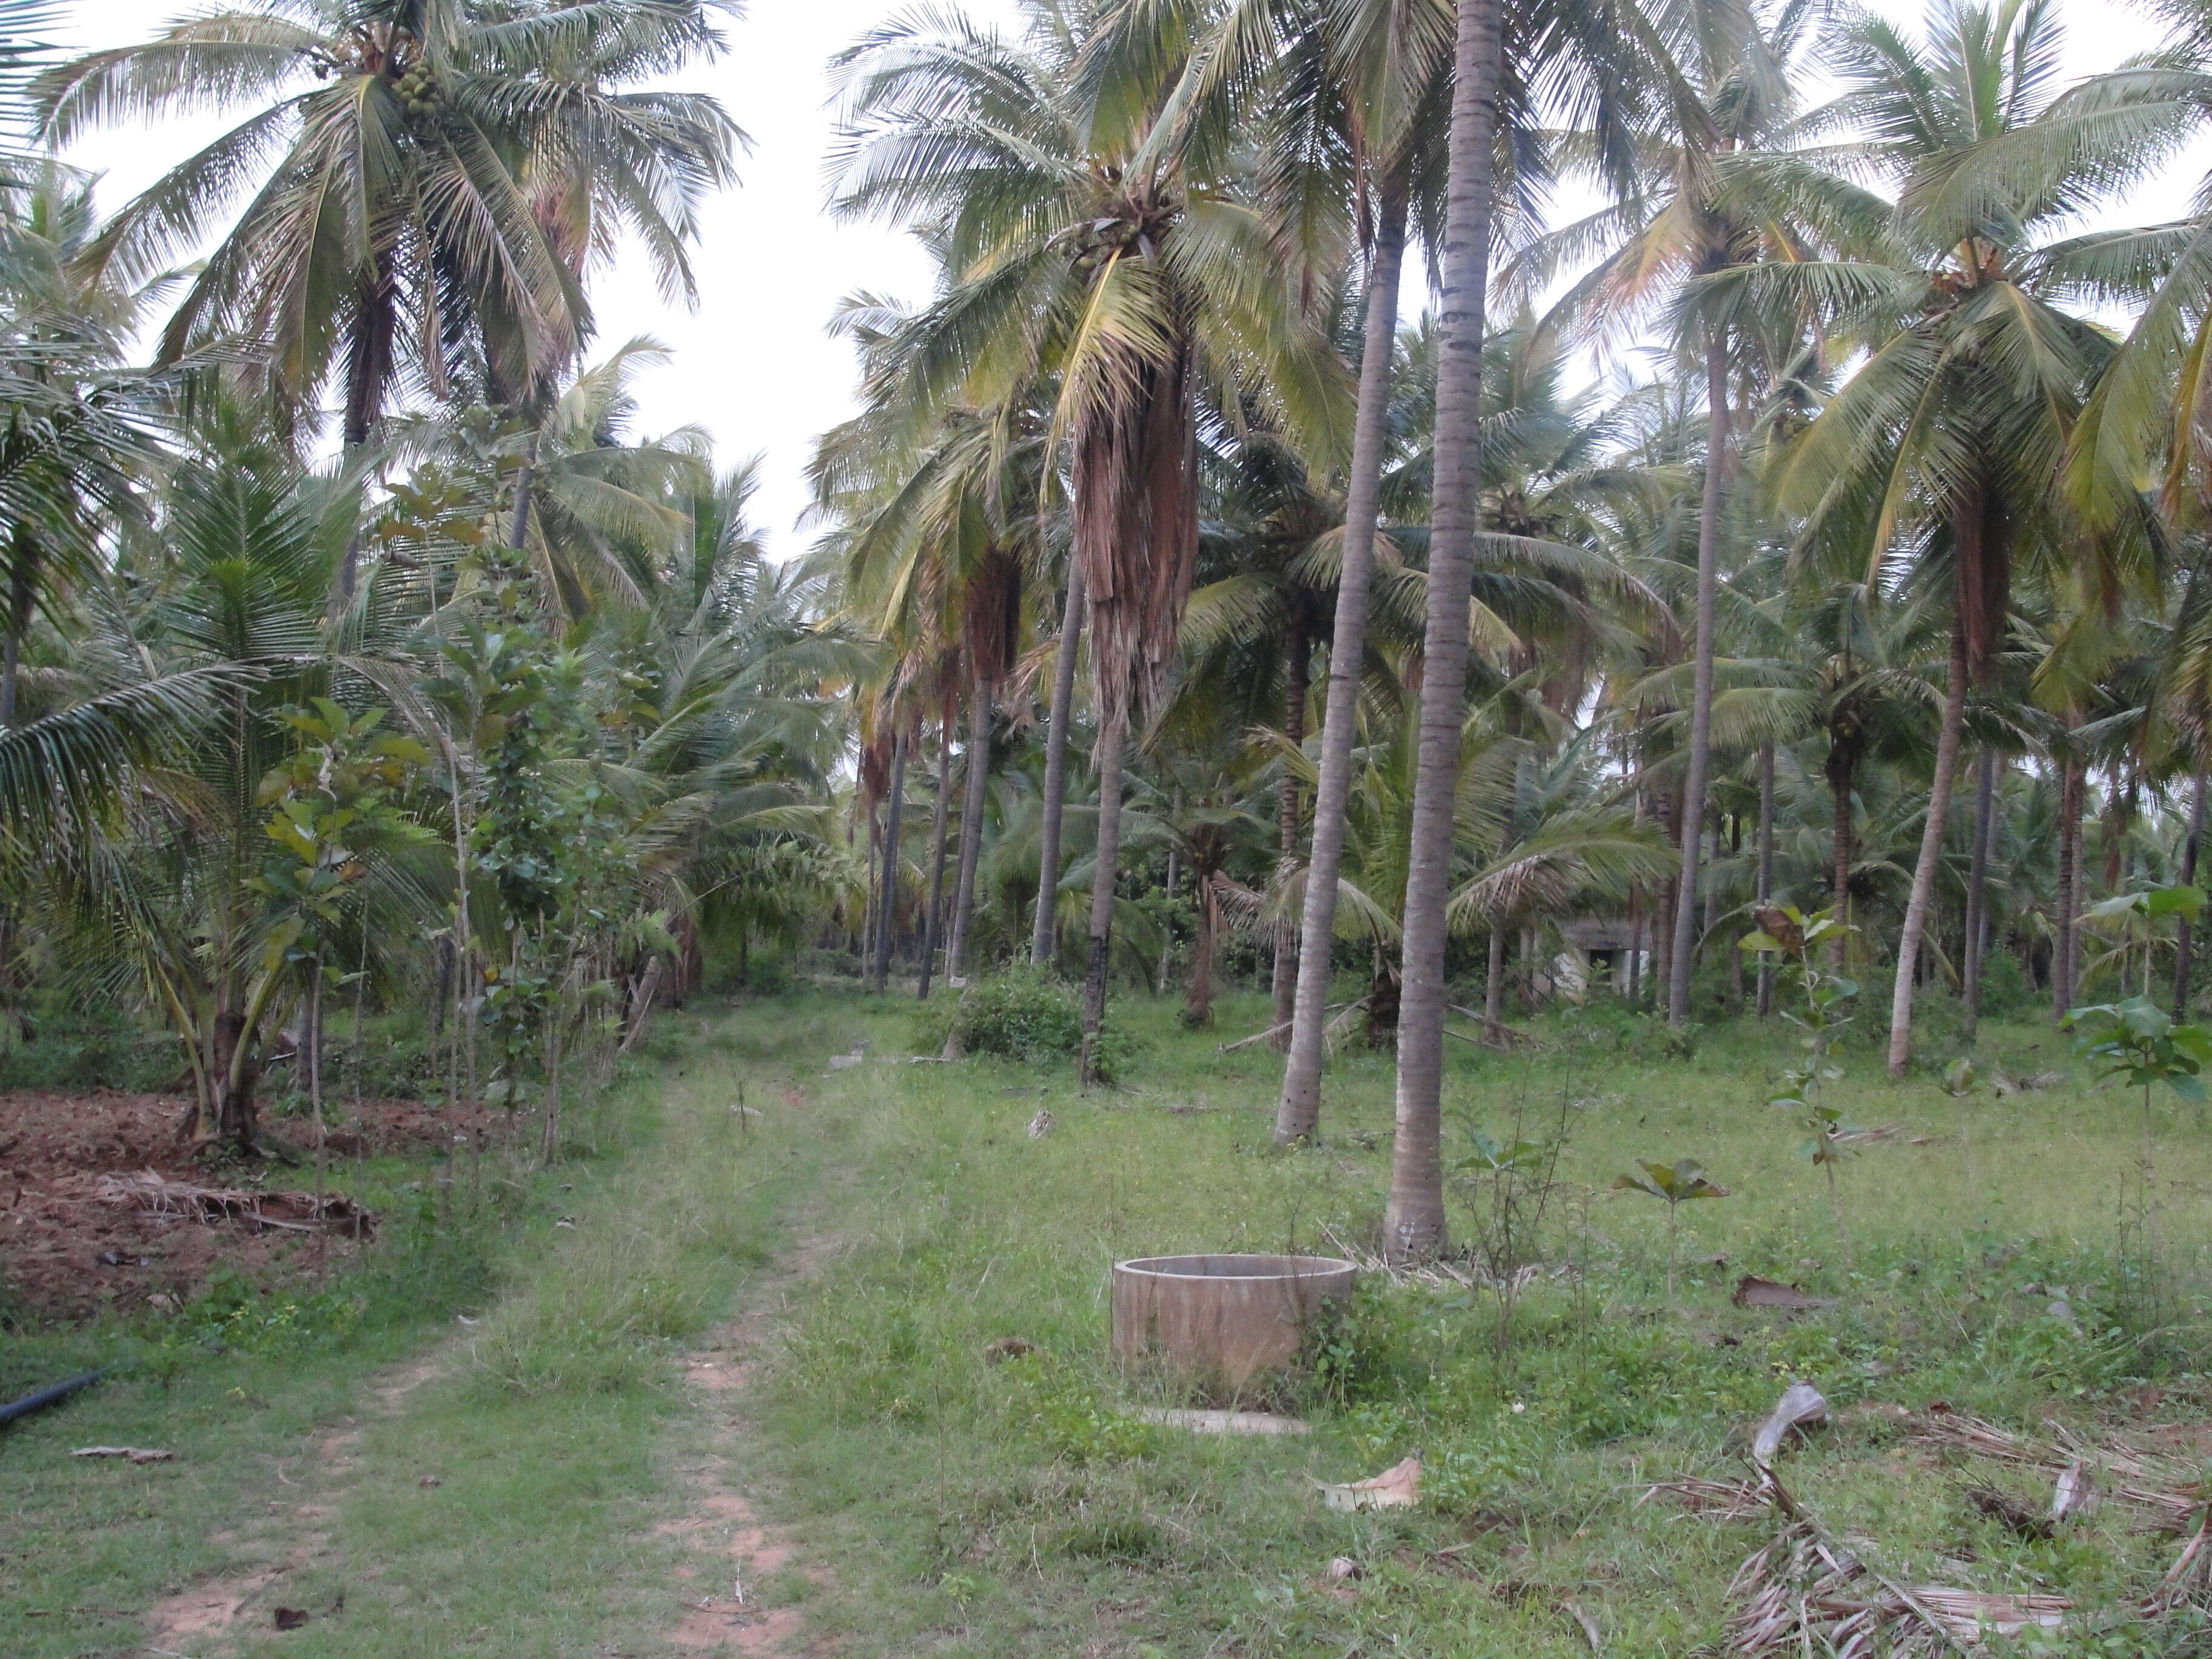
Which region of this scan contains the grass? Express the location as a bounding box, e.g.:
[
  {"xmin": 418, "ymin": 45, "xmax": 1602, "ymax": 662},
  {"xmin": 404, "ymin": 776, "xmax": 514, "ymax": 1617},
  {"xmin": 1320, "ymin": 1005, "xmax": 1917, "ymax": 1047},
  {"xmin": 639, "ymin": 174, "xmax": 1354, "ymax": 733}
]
[
  {"xmin": 737, "ymin": 980, "xmax": 2212, "ymax": 1657},
  {"xmin": 5, "ymin": 979, "xmax": 2212, "ymax": 1656}
]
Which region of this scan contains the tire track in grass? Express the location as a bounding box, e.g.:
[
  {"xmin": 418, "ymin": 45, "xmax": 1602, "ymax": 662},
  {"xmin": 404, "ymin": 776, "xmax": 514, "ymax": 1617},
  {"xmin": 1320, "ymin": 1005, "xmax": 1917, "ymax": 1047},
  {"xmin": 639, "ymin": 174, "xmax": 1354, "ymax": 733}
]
[{"xmin": 659, "ymin": 1215, "xmax": 848, "ymax": 1654}]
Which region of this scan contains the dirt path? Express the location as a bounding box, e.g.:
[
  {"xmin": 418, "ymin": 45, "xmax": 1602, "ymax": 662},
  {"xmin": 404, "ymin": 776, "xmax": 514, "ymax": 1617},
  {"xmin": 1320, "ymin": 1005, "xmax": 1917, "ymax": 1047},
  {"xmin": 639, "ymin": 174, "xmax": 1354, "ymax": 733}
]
[
  {"xmin": 137, "ymin": 1347, "xmax": 453, "ymax": 1652},
  {"xmin": 658, "ymin": 1222, "xmax": 846, "ymax": 1654}
]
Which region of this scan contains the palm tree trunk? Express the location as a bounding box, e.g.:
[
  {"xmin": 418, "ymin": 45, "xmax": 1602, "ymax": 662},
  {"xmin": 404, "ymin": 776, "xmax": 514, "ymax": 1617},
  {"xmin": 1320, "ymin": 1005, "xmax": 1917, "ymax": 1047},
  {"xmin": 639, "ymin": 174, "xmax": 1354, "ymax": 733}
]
[
  {"xmin": 1887, "ymin": 620, "xmax": 1969, "ymax": 1076},
  {"xmin": 1031, "ymin": 571, "xmax": 1086, "ymax": 965},
  {"xmin": 1080, "ymin": 712, "xmax": 1128, "ymax": 1088},
  {"xmin": 1187, "ymin": 873, "xmax": 1215, "ymax": 1027},
  {"xmin": 2176, "ymin": 769, "xmax": 2206, "ymax": 1019},
  {"xmin": 945, "ymin": 680, "xmax": 993, "ymax": 985},
  {"xmin": 1275, "ymin": 182, "xmax": 1408, "ymax": 1145},
  {"xmin": 1384, "ymin": 0, "xmax": 1501, "ymax": 1259},
  {"xmin": 337, "ymin": 263, "xmax": 399, "ymax": 599},
  {"xmin": 1269, "ymin": 622, "xmax": 1310, "ymax": 1050},
  {"xmin": 873, "ymin": 725, "xmax": 907, "ymax": 993},
  {"xmin": 1829, "ymin": 742, "xmax": 1855, "ymax": 968},
  {"xmin": 1962, "ymin": 749, "xmax": 1998, "ymax": 1039},
  {"xmin": 1756, "ymin": 740, "xmax": 1775, "ymax": 1016},
  {"xmin": 1483, "ymin": 926, "xmax": 1507, "ymax": 1046},
  {"xmin": 917, "ymin": 716, "xmax": 954, "ymax": 1001},
  {"xmin": 2, "ymin": 530, "xmax": 35, "ymax": 728},
  {"xmin": 1668, "ymin": 333, "xmax": 1730, "ymax": 1025},
  {"xmin": 2054, "ymin": 736, "xmax": 2082, "ymax": 1020},
  {"xmin": 1158, "ymin": 789, "xmax": 1181, "ymax": 996},
  {"xmin": 862, "ymin": 794, "xmax": 880, "ymax": 964}
]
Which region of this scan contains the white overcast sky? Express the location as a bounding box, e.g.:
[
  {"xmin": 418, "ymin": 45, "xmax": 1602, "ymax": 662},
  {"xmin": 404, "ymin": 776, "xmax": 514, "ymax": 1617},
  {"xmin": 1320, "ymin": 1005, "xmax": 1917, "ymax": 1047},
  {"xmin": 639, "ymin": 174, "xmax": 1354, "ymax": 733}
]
[{"xmin": 49, "ymin": 0, "xmax": 2188, "ymax": 559}]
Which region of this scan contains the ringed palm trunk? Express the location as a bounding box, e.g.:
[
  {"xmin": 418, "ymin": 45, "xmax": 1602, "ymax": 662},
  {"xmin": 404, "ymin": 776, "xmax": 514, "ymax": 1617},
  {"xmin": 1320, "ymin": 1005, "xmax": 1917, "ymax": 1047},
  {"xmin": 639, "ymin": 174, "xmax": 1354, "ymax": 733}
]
[
  {"xmin": 2054, "ymin": 742, "xmax": 2083, "ymax": 1019},
  {"xmin": 1079, "ymin": 712, "xmax": 1128, "ymax": 1088},
  {"xmin": 1186, "ymin": 870, "xmax": 1216, "ymax": 1027},
  {"xmin": 1962, "ymin": 749, "xmax": 1997, "ymax": 1039},
  {"xmin": 945, "ymin": 680, "xmax": 993, "ymax": 986},
  {"xmin": 1030, "ymin": 571, "xmax": 1086, "ymax": 965},
  {"xmin": 1385, "ymin": 0, "xmax": 1501, "ymax": 1259},
  {"xmin": 1756, "ymin": 740, "xmax": 1775, "ymax": 1016},
  {"xmin": 2176, "ymin": 769, "xmax": 2206, "ymax": 1019},
  {"xmin": 1, "ymin": 530, "xmax": 35, "ymax": 728},
  {"xmin": 873, "ymin": 725, "xmax": 907, "ymax": 993},
  {"xmin": 1668, "ymin": 333, "xmax": 1730, "ymax": 1025},
  {"xmin": 337, "ymin": 262, "xmax": 399, "ymax": 600},
  {"xmin": 1828, "ymin": 739, "xmax": 1856, "ymax": 968},
  {"xmin": 917, "ymin": 716, "xmax": 954, "ymax": 1000},
  {"xmin": 1269, "ymin": 622, "xmax": 1309, "ymax": 1049},
  {"xmin": 1886, "ymin": 620, "xmax": 1970, "ymax": 1076},
  {"xmin": 1275, "ymin": 184, "xmax": 1408, "ymax": 1144},
  {"xmin": 1482, "ymin": 924, "xmax": 1507, "ymax": 1046}
]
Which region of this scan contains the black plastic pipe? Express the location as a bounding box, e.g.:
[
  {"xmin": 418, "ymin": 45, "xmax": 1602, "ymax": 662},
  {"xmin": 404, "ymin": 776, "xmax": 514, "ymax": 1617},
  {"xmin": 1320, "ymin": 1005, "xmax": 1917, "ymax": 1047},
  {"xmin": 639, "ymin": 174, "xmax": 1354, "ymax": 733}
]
[{"xmin": 0, "ymin": 1370, "xmax": 103, "ymax": 1427}]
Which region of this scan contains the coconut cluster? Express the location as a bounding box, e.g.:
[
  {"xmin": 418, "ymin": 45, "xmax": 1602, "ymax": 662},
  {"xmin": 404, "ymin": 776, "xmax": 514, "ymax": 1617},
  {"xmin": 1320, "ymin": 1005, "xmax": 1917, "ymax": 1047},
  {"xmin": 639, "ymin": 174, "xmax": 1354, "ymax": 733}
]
[{"xmin": 394, "ymin": 62, "xmax": 442, "ymax": 121}]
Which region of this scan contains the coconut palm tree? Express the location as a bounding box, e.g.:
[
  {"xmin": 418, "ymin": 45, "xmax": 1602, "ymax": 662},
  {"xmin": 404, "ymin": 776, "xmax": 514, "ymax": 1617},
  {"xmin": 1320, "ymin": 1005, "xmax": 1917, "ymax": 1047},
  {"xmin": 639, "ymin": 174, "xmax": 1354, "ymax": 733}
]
[
  {"xmin": 1528, "ymin": 0, "xmax": 1837, "ymax": 1026},
  {"xmin": 36, "ymin": 0, "xmax": 740, "ymax": 588},
  {"xmin": 1730, "ymin": 0, "xmax": 2118, "ymax": 1074},
  {"xmin": 830, "ymin": 0, "xmax": 1349, "ymax": 1083}
]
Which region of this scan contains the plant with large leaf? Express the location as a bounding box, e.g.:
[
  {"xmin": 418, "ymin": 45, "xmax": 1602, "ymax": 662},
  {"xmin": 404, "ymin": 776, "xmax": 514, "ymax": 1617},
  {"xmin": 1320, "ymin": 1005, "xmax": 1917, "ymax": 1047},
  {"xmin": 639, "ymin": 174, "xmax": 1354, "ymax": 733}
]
[{"xmin": 1613, "ymin": 1157, "xmax": 1728, "ymax": 1298}]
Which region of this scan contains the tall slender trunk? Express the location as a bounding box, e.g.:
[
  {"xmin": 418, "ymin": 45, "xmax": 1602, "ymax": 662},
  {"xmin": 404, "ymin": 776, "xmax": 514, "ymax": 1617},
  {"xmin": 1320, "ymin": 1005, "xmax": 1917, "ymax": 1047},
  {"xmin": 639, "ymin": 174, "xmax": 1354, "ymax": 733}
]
[
  {"xmin": 1158, "ymin": 789, "xmax": 1181, "ymax": 996},
  {"xmin": 1669, "ymin": 334, "xmax": 1730, "ymax": 1024},
  {"xmin": 1384, "ymin": 0, "xmax": 1500, "ymax": 1259},
  {"xmin": 917, "ymin": 717, "xmax": 954, "ymax": 1001},
  {"xmin": 1756, "ymin": 740, "xmax": 1775, "ymax": 1016},
  {"xmin": 1269, "ymin": 623, "xmax": 1310, "ymax": 1050},
  {"xmin": 1626, "ymin": 882, "xmax": 1643, "ymax": 1005},
  {"xmin": 862, "ymin": 793, "xmax": 880, "ymax": 963},
  {"xmin": 1186, "ymin": 872, "xmax": 1216, "ymax": 1027},
  {"xmin": 1079, "ymin": 713, "xmax": 1128, "ymax": 1088},
  {"xmin": 509, "ymin": 431, "xmax": 539, "ymax": 554},
  {"xmin": 1, "ymin": 531, "xmax": 33, "ymax": 728},
  {"xmin": 945, "ymin": 682, "xmax": 993, "ymax": 986},
  {"xmin": 1828, "ymin": 741, "xmax": 1856, "ymax": 968},
  {"xmin": 1887, "ymin": 620, "xmax": 1969, "ymax": 1076},
  {"xmin": 1275, "ymin": 183, "xmax": 1409, "ymax": 1144},
  {"xmin": 1962, "ymin": 749, "xmax": 1998, "ymax": 1040},
  {"xmin": 1483, "ymin": 927, "xmax": 1507, "ymax": 1046},
  {"xmin": 873, "ymin": 726, "xmax": 908, "ymax": 994},
  {"xmin": 2176, "ymin": 769, "xmax": 2206, "ymax": 1019},
  {"xmin": 2054, "ymin": 737, "xmax": 2082, "ymax": 1021},
  {"xmin": 337, "ymin": 264, "xmax": 398, "ymax": 600},
  {"xmin": 1030, "ymin": 571, "xmax": 1086, "ymax": 965}
]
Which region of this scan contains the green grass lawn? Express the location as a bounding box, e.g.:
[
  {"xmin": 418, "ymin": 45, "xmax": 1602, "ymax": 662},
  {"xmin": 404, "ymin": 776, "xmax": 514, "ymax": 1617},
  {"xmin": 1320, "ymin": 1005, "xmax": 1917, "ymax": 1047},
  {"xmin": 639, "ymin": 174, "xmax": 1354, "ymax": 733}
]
[{"xmin": 6, "ymin": 984, "xmax": 2212, "ymax": 1657}]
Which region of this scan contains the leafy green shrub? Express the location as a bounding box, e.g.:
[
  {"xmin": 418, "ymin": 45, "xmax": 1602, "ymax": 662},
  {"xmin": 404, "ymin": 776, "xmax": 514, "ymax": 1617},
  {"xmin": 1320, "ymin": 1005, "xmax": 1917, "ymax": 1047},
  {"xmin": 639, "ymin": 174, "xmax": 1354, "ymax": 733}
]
[
  {"xmin": 1004, "ymin": 1353, "xmax": 1159, "ymax": 1463},
  {"xmin": 0, "ymin": 999, "xmax": 179, "ymax": 1092},
  {"xmin": 920, "ymin": 968, "xmax": 1084, "ymax": 1064}
]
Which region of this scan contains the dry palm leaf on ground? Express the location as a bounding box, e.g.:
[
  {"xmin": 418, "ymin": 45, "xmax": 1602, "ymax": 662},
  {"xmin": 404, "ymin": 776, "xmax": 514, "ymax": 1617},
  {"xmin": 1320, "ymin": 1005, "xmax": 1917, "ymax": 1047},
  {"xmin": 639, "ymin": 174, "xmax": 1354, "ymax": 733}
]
[
  {"xmin": 1726, "ymin": 1478, "xmax": 2070, "ymax": 1655},
  {"xmin": 68, "ymin": 1170, "xmax": 378, "ymax": 1236}
]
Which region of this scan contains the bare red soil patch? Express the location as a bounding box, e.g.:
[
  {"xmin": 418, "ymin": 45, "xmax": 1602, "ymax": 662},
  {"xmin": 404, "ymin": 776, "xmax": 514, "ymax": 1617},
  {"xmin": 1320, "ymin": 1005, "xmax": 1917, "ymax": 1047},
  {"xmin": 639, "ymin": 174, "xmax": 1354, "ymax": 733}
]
[{"xmin": 0, "ymin": 1088, "xmax": 478, "ymax": 1319}]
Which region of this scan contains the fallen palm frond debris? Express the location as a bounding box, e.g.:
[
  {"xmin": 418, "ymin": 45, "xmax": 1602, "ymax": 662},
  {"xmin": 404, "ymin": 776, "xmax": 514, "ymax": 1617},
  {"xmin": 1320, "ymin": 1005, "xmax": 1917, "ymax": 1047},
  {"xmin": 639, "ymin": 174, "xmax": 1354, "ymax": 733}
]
[
  {"xmin": 1316, "ymin": 1223, "xmax": 1553, "ymax": 1295},
  {"xmin": 1912, "ymin": 1410, "xmax": 2209, "ymax": 1535},
  {"xmin": 67, "ymin": 1170, "xmax": 377, "ymax": 1236},
  {"xmin": 1651, "ymin": 1387, "xmax": 2212, "ymax": 1651},
  {"xmin": 1727, "ymin": 1475, "xmax": 2070, "ymax": 1654}
]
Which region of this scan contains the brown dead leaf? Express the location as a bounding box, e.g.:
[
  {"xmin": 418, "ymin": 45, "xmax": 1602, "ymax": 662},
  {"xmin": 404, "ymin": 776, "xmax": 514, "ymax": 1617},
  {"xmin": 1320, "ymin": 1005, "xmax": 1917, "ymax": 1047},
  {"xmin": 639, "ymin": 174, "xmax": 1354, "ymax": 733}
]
[
  {"xmin": 1315, "ymin": 1455, "xmax": 1421, "ymax": 1511},
  {"xmin": 71, "ymin": 1446, "xmax": 173, "ymax": 1464},
  {"xmin": 1732, "ymin": 1275, "xmax": 1834, "ymax": 1312}
]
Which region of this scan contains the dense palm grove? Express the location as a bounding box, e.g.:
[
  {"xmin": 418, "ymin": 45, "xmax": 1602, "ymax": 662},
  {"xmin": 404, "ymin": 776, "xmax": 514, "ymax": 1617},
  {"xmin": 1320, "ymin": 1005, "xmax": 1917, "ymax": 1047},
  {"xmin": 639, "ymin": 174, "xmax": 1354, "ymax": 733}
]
[{"xmin": 9, "ymin": 0, "xmax": 2212, "ymax": 1256}]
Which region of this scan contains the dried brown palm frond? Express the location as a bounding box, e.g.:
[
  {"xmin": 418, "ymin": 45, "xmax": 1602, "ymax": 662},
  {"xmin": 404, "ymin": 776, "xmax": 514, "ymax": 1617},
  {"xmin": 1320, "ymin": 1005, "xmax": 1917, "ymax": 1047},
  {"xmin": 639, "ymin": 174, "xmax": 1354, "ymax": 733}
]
[{"xmin": 1726, "ymin": 1501, "xmax": 2069, "ymax": 1655}]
